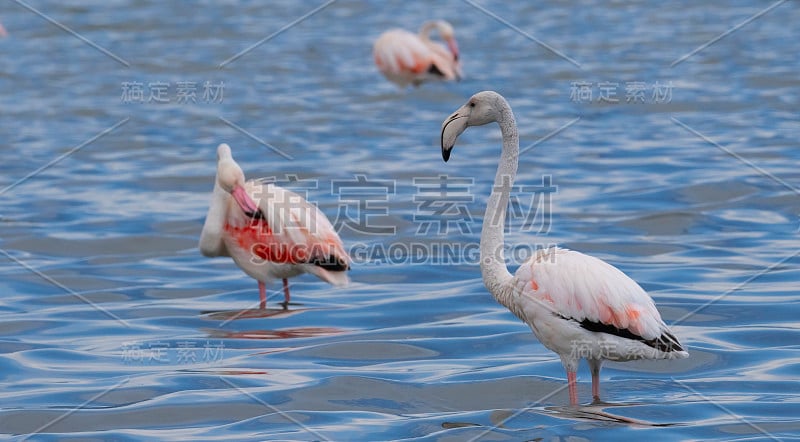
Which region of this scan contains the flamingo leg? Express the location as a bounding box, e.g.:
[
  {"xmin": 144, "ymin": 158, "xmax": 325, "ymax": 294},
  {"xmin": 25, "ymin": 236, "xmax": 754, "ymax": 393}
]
[
  {"xmin": 589, "ymin": 359, "xmax": 603, "ymax": 401},
  {"xmin": 567, "ymin": 371, "xmax": 578, "ymax": 406},
  {"xmin": 281, "ymin": 278, "xmax": 290, "ymax": 310},
  {"xmin": 258, "ymin": 281, "xmax": 266, "ymax": 309}
]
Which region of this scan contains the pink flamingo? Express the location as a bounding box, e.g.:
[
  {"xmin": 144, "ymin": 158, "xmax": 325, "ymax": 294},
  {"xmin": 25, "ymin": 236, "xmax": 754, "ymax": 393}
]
[
  {"xmin": 441, "ymin": 91, "xmax": 688, "ymax": 405},
  {"xmin": 199, "ymin": 143, "xmax": 350, "ymax": 309},
  {"xmin": 373, "ymin": 20, "xmax": 462, "ymax": 88}
]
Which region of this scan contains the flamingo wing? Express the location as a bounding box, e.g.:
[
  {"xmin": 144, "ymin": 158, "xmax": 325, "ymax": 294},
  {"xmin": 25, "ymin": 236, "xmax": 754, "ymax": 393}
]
[
  {"xmin": 373, "ymin": 29, "xmax": 435, "ymax": 85},
  {"xmin": 243, "ymin": 181, "xmax": 350, "ymax": 284},
  {"xmin": 424, "ymin": 40, "xmax": 461, "ymax": 81},
  {"xmin": 516, "ymin": 247, "xmax": 683, "ymax": 352}
]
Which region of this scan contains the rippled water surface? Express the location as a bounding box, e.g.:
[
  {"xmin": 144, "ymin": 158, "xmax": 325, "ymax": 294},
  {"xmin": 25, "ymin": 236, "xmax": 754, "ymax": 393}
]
[{"xmin": 1, "ymin": 1, "xmax": 799, "ymax": 440}]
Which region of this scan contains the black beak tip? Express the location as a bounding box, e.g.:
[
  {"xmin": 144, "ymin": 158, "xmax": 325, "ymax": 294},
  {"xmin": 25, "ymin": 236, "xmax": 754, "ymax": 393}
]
[{"xmin": 442, "ymin": 148, "xmax": 451, "ymax": 162}]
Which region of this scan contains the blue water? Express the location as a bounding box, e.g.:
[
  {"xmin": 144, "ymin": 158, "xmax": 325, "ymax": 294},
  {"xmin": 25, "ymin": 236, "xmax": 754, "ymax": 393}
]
[{"xmin": 1, "ymin": 1, "xmax": 799, "ymax": 440}]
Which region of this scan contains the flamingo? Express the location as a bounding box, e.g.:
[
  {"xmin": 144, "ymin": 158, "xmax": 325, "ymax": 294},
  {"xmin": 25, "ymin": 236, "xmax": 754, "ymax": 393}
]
[
  {"xmin": 199, "ymin": 143, "xmax": 350, "ymax": 309},
  {"xmin": 440, "ymin": 91, "xmax": 688, "ymax": 405},
  {"xmin": 373, "ymin": 20, "xmax": 462, "ymax": 88}
]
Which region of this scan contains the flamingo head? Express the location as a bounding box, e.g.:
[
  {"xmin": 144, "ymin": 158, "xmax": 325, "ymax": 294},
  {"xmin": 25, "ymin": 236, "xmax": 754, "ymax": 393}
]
[
  {"xmin": 441, "ymin": 91, "xmax": 508, "ymax": 162},
  {"xmin": 422, "ymin": 20, "xmax": 460, "ymax": 61},
  {"xmin": 215, "ymin": 143, "xmax": 261, "ymax": 218}
]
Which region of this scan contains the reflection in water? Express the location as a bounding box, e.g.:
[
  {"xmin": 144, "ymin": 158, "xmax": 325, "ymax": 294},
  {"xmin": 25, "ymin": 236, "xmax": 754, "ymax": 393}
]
[
  {"xmin": 444, "ymin": 402, "xmax": 681, "ymax": 434},
  {"xmin": 201, "ymin": 307, "xmax": 348, "ymax": 341},
  {"xmin": 441, "ymin": 421, "xmax": 482, "ymax": 430},
  {"xmin": 541, "ymin": 403, "xmax": 681, "ymax": 427},
  {"xmin": 181, "ymin": 369, "xmax": 270, "ymax": 376},
  {"xmin": 206, "ymin": 326, "xmax": 347, "ymax": 340},
  {"xmin": 201, "ymin": 307, "xmax": 311, "ymax": 321}
]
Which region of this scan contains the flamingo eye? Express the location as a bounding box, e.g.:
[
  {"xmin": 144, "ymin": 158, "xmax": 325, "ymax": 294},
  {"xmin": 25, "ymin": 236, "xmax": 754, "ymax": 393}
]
[{"xmin": 469, "ymin": 102, "xmax": 475, "ymax": 108}]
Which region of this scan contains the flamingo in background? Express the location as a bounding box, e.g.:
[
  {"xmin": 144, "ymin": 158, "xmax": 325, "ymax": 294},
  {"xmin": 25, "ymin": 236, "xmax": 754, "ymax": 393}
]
[
  {"xmin": 440, "ymin": 91, "xmax": 688, "ymax": 405},
  {"xmin": 199, "ymin": 143, "xmax": 350, "ymax": 309},
  {"xmin": 373, "ymin": 20, "xmax": 462, "ymax": 88}
]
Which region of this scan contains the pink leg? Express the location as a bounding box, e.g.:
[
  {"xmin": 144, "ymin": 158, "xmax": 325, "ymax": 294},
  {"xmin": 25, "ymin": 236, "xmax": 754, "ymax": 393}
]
[
  {"xmin": 258, "ymin": 281, "xmax": 266, "ymax": 309},
  {"xmin": 567, "ymin": 371, "xmax": 578, "ymax": 406},
  {"xmin": 282, "ymin": 278, "xmax": 290, "ymax": 309},
  {"xmin": 589, "ymin": 359, "xmax": 603, "ymax": 401}
]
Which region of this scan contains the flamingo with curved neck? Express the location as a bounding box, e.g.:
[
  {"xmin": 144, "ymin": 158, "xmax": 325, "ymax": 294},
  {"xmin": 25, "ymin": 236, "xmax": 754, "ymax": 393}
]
[
  {"xmin": 373, "ymin": 20, "xmax": 462, "ymax": 88},
  {"xmin": 200, "ymin": 144, "xmax": 350, "ymax": 309},
  {"xmin": 441, "ymin": 91, "xmax": 688, "ymax": 405}
]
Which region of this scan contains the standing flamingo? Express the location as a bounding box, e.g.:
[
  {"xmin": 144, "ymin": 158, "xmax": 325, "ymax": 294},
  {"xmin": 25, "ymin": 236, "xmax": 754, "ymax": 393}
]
[
  {"xmin": 199, "ymin": 143, "xmax": 350, "ymax": 309},
  {"xmin": 373, "ymin": 20, "xmax": 462, "ymax": 87},
  {"xmin": 440, "ymin": 91, "xmax": 688, "ymax": 405}
]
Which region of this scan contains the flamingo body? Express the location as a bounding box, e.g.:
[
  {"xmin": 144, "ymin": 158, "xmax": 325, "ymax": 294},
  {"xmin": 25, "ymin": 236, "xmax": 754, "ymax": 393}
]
[
  {"xmin": 441, "ymin": 92, "xmax": 687, "ymax": 405},
  {"xmin": 200, "ymin": 144, "xmax": 350, "ymax": 308},
  {"xmin": 513, "ymin": 248, "xmax": 686, "ymax": 365},
  {"xmin": 373, "ymin": 20, "xmax": 462, "ymax": 87}
]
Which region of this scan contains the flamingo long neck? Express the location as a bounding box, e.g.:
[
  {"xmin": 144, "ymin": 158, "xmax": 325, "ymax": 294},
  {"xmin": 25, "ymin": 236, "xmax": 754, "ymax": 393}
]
[
  {"xmin": 418, "ymin": 21, "xmax": 442, "ymax": 42},
  {"xmin": 198, "ymin": 182, "xmax": 230, "ymax": 256},
  {"xmin": 481, "ymin": 101, "xmax": 518, "ymax": 300},
  {"xmin": 419, "ymin": 22, "xmax": 434, "ymax": 39}
]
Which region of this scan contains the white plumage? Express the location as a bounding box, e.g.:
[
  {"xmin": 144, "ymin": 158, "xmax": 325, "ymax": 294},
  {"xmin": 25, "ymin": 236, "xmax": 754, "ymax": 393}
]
[
  {"xmin": 200, "ymin": 144, "xmax": 350, "ymax": 309},
  {"xmin": 513, "ymin": 248, "xmax": 685, "ymax": 363}
]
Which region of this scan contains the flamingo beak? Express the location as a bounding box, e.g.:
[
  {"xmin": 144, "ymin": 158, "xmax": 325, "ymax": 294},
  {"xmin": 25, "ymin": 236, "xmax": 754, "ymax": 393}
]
[
  {"xmin": 446, "ymin": 37, "xmax": 462, "ymax": 80},
  {"xmin": 231, "ymin": 186, "xmax": 262, "ymax": 219},
  {"xmin": 446, "ymin": 37, "xmax": 460, "ymax": 62},
  {"xmin": 441, "ymin": 109, "xmax": 468, "ymax": 162}
]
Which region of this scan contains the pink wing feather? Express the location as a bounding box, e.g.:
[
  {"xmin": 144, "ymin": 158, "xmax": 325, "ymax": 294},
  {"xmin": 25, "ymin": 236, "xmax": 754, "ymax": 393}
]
[
  {"xmin": 373, "ymin": 29, "xmax": 433, "ymax": 79},
  {"xmin": 241, "ymin": 180, "xmax": 349, "ymax": 268},
  {"xmin": 516, "ymin": 247, "xmax": 668, "ymax": 340}
]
